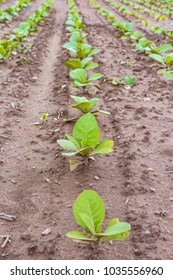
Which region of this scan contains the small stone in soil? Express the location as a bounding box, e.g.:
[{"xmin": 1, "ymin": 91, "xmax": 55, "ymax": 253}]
[{"xmin": 42, "ymin": 228, "xmax": 51, "ymax": 235}]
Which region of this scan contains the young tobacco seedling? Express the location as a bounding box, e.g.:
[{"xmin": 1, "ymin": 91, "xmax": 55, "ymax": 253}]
[
  {"xmin": 149, "ymin": 53, "xmax": 173, "ymax": 67},
  {"xmin": 40, "ymin": 112, "xmax": 49, "ymax": 122},
  {"xmin": 57, "ymin": 113, "xmax": 114, "ymax": 170},
  {"xmin": 64, "ymin": 41, "xmax": 99, "ymax": 58},
  {"xmin": 66, "ymin": 190, "xmax": 131, "ymax": 244},
  {"xmin": 65, "ymin": 57, "xmax": 98, "ymax": 71},
  {"xmin": 70, "ymin": 95, "xmax": 110, "ymax": 116},
  {"xmin": 106, "ymin": 76, "xmax": 136, "ymax": 87},
  {"xmin": 70, "ymin": 68, "xmax": 103, "ymax": 89}
]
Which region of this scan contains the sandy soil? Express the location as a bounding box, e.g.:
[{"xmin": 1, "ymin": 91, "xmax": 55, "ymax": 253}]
[{"xmin": 0, "ymin": 0, "xmax": 173, "ymax": 260}]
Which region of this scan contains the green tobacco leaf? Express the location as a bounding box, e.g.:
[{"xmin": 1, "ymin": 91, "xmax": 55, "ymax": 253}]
[
  {"xmin": 96, "ymin": 222, "xmax": 131, "ymax": 241},
  {"xmin": 72, "ymin": 102, "xmax": 91, "ymax": 113},
  {"xmin": 91, "ymin": 140, "xmax": 114, "ymax": 156},
  {"xmin": 70, "ymin": 31, "xmax": 85, "ymax": 43},
  {"xmin": 70, "ymin": 69, "xmax": 87, "ymax": 84},
  {"xmin": 73, "ymin": 190, "xmax": 105, "ymax": 233},
  {"xmin": 159, "ymin": 44, "xmax": 173, "ymax": 54},
  {"xmin": 149, "ymin": 54, "xmax": 165, "ymax": 65},
  {"xmin": 106, "ymin": 218, "xmax": 119, "ymax": 230},
  {"xmin": 73, "ymin": 113, "xmax": 100, "ymax": 148},
  {"xmin": 101, "ymin": 230, "xmax": 130, "ymax": 241},
  {"xmin": 130, "ymin": 31, "xmax": 141, "ymax": 40},
  {"xmin": 81, "ymin": 57, "xmax": 93, "ymax": 67},
  {"xmin": 85, "ymin": 62, "xmax": 99, "ymax": 70},
  {"xmin": 88, "ymin": 73, "xmax": 103, "ymax": 81},
  {"xmin": 89, "ymin": 98, "xmax": 100, "ymax": 109},
  {"xmin": 57, "ymin": 140, "xmax": 77, "ymax": 151},
  {"xmin": 138, "ymin": 37, "xmax": 151, "ymax": 47},
  {"xmin": 123, "ymin": 76, "xmax": 135, "ymax": 85},
  {"xmin": 66, "ymin": 231, "xmax": 96, "ymax": 242},
  {"xmin": 74, "ymin": 81, "xmax": 89, "ymax": 87},
  {"xmin": 70, "ymin": 95, "xmax": 88, "ymax": 104},
  {"xmin": 163, "ymin": 70, "xmax": 173, "ymax": 80},
  {"xmin": 88, "ymin": 48, "xmax": 100, "ymax": 56},
  {"xmin": 63, "ymin": 41, "xmax": 77, "ymax": 52},
  {"xmin": 165, "ymin": 53, "xmax": 173, "ymax": 65},
  {"xmin": 104, "ymin": 222, "xmax": 131, "ymax": 235},
  {"xmin": 65, "ymin": 134, "xmax": 81, "ymax": 150},
  {"xmin": 65, "ymin": 59, "xmax": 81, "ymax": 69},
  {"xmin": 135, "ymin": 44, "xmax": 146, "ymax": 52},
  {"xmin": 75, "ymin": 146, "xmax": 94, "ymax": 157},
  {"xmin": 79, "ymin": 213, "xmax": 95, "ymax": 235}
]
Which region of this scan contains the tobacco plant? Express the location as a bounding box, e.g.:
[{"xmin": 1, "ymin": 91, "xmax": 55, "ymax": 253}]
[
  {"xmin": 70, "ymin": 68, "xmax": 103, "ymax": 89},
  {"xmin": 57, "ymin": 113, "xmax": 114, "ymax": 170},
  {"xmin": 67, "ymin": 190, "xmax": 131, "ymax": 244},
  {"xmin": 0, "ymin": 39, "xmax": 20, "ymax": 60},
  {"xmin": 65, "ymin": 57, "xmax": 98, "ymax": 70}
]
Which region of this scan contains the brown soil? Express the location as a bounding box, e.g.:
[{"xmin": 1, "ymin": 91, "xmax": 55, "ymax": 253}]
[{"xmin": 0, "ymin": 0, "xmax": 173, "ymax": 260}]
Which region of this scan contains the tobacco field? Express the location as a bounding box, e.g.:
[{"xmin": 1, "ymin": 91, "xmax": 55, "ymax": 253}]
[{"xmin": 0, "ymin": 0, "xmax": 173, "ymax": 260}]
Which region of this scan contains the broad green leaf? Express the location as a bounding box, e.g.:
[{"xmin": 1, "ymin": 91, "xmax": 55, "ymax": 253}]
[
  {"xmin": 88, "ymin": 48, "xmax": 100, "ymax": 56},
  {"xmin": 74, "ymin": 80, "xmax": 89, "ymax": 87},
  {"xmin": 149, "ymin": 54, "xmax": 165, "ymax": 65},
  {"xmin": 158, "ymin": 44, "xmax": 173, "ymax": 54},
  {"xmin": 135, "ymin": 44, "xmax": 146, "ymax": 52},
  {"xmin": 138, "ymin": 37, "xmax": 151, "ymax": 47},
  {"xmin": 73, "ymin": 113, "xmax": 100, "ymax": 148},
  {"xmin": 163, "ymin": 70, "xmax": 173, "ymax": 80},
  {"xmin": 81, "ymin": 57, "xmax": 93, "ymax": 67},
  {"xmin": 72, "ymin": 102, "xmax": 91, "ymax": 113},
  {"xmin": 66, "ymin": 231, "xmax": 96, "ymax": 242},
  {"xmin": 89, "ymin": 98, "xmax": 100, "ymax": 109},
  {"xmin": 104, "ymin": 222, "xmax": 131, "ymax": 235},
  {"xmin": 130, "ymin": 31, "xmax": 141, "ymax": 40},
  {"xmin": 63, "ymin": 41, "xmax": 77, "ymax": 52},
  {"xmin": 106, "ymin": 218, "xmax": 119, "ymax": 230},
  {"xmin": 79, "ymin": 213, "xmax": 95, "ymax": 235},
  {"xmin": 165, "ymin": 53, "xmax": 173, "ymax": 65},
  {"xmin": 91, "ymin": 140, "xmax": 114, "ymax": 155},
  {"xmin": 70, "ymin": 31, "xmax": 84, "ymax": 43},
  {"xmin": 65, "ymin": 59, "xmax": 81, "ymax": 69},
  {"xmin": 85, "ymin": 62, "xmax": 99, "ymax": 70},
  {"xmin": 73, "ymin": 190, "xmax": 105, "ymax": 233},
  {"xmin": 88, "ymin": 73, "xmax": 103, "ymax": 81},
  {"xmin": 75, "ymin": 146, "xmax": 94, "ymax": 157},
  {"xmin": 57, "ymin": 140, "xmax": 77, "ymax": 151},
  {"xmin": 70, "ymin": 69, "xmax": 87, "ymax": 84},
  {"xmin": 123, "ymin": 76, "xmax": 135, "ymax": 85},
  {"xmin": 96, "ymin": 222, "xmax": 131, "ymax": 240},
  {"xmin": 70, "ymin": 95, "xmax": 88, "ymax": 104},
  {"xmin": 65, "ymin": 134, "xmax": 81, "ymax": 150},
  {"xmin": 101, "ymin": 230, "xmax": 130, "ymax": 242}
]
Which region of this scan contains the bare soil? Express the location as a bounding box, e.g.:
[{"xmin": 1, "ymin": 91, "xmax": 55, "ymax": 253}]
[{"xmin": 0, "ymin": 0, "xmax": 173, "ymax": 260}]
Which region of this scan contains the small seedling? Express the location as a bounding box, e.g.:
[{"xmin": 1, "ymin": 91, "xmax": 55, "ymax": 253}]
[
  {"xmin": 70, "ymin": 68, "xmax": 103, "ymax": 90},
  {"xmin": 66, "ymin": 190, "xmax": 131, "ymax": 244},
  {"xmin": 57, "ymin": 113, "xmax": 114, "ymax": 170},
  {"xmin": 65, "ymin": 57, "xmax": 98, "ymax": 70},
  {"xmin": 40, "ymin": 112, "xmax": 49, "ymax": 122},
  {"xmin": 70, "ymin": 95, "xmax": 110, "ymax": 115},
  {"xmin": 105, "ymin": 76, "xmax": 136, "ymax": 87}
]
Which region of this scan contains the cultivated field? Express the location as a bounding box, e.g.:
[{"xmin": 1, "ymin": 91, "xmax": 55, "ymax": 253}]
[{"xmin": 0, "ymin": 0, "xmax": 173, "ymax": 260}]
